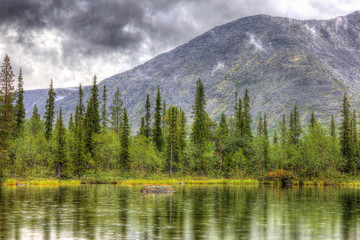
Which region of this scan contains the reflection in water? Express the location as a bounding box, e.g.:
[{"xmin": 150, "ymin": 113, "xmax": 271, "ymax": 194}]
[{"xmin": 0, "ymin": 185, "xmax": 360, "ymax": 239}]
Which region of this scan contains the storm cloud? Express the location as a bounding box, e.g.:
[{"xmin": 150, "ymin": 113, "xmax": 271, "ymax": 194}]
[{"xmin": 0, "ymin": 0, "xmax": 359, "ymax": 89}]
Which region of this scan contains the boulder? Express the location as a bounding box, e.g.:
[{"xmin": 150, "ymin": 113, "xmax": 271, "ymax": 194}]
[{"xmin": 140, "ymin": 185, "xmax": 176, "ymax": 193}]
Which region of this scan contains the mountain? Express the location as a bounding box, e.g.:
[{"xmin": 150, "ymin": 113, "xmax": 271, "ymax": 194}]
[{"xmin": 24, "ymin": 11, "xmax": 360, "ymax": 129}]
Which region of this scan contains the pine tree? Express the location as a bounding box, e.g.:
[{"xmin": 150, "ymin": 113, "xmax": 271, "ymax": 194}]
[
  {"xmin": 243, "ymin": 88, "xmax": 252, "ymax": 138},
  {"xmin": 84, "ymin": 75, "xmax": 100, "ymax": 155},
  {"xmin": 139, "ymin": 117, "xmax": 145, "ymax": 136},
  {"xmin": 74, "ymin": 105, "xmax": 87, "ymax": 178},
  {"xmin": 352, "ymin": 110, "xmax": 358, "ymax": 150},
  {"xmin": 263, "ymin": 114, "xmax": 269, "ymax": 169},
  {"xmin": 289, "ymin": 106, "xmax": 301, "ymax": 145},
  {"xmin": 310, "ymin": 111, "xmax": 315, "ymax": 129},
  {"xmin": 168, "ymin": 106, "xmax": 178, "ymax": 175},
  {"xmin": 44, "ymin": 79, "xmax": 56, "ymax": 141},
  {"xmin": 191, "ymin": 78, "xmax": 208, "ymax": 174},
  {"xmin": 29, "ymin": 104, "xmax": 42, "ymax": 135},
  {"xmin": 257, "ymin": 115, "xmax": 263, "ymax": 136},
  {"xmin": 101, "ymin": 85, "xmax": 108, "ymax": 130},
  {"xmin": 0, "ymin": 54, "xmax": 16, "ymax": 148},
  {"xmin": 339, "ymin": 92, "xmax": 354, "ymax": 173},
  {"xmin": 109, "ymin": 87, "xmax": 123, "ymax": 136},
  {"xmin": 234, "ymin": 92, "xmax": 244, "ymax": 133},
  {"xmin": 14, "ymin": 67, "xmax": 25, "ymax": 137},
  {"xmin": 215, "ymin": 112, "xmax": 229, "ymax": 171},
  {"xmin": 281, "ymin": 114, "xmax": 287, "ymax": 147},
  {"xmin": 153, "ymin": 87, "xmax": 163, "ymax": 151},
  {"xmin": 54, "ymin": 108, "xmax": 67, "ymax": 179},
  {"xmin": 330, "ymin": 115, "xmax": 336, "ymax": 138},
  {"xmin": 68, "ymin": 113, "xmax": 74, "ymax": 132},
  {"xmin": 162, "ymin": 100, "xmax": 166, "ymax": 132},
  {"xmin": 144, "ymin": 94, "xmax": 151, "ymax": 138},
  {"xmin": 178, "ymin": 109, "xmax": 187, "ymax": 155},
  {"xmin": 120, "ymin": 108, "xmax": 130, "ymax": 172},
  {"xmin": 78, "ymin": 84, "xmax": 85, "ymax": 118},
  {"xmin": 273, "ymin": 131, "xmax": 278, "ymax": 144}
]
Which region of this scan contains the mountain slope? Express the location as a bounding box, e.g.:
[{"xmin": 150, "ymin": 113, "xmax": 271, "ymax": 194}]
[{"xmin": 24, "ymin": 11, "xmax": 360, "ymax": 128}]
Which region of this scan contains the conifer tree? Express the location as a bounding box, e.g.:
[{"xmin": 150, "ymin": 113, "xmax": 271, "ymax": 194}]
[
  {"xmin": 44, "ymin": 79, "xmax": 56, "ymax": 141},
  {"xmin": 168, "ymin": 106, "xmax": 178, "ymax": 175},
  {"xmin": 330, "ymin": 115, "xmax": 336, "ymax": 138},
  {"xmin": 191, "ymin": 78, "xmax": 208, "ymax": 174},
  {"xmin": 54, "ymin": 108, "xmax": 66, "ymax": 179},
  {"xmin": 144, "ymin": 94, "xmax": 151, "ymax": 138},
  {"xmin": 68, "ymin": 113, "xmax": 74, "ymax": 132},
  {"xmin": 153, "ymin": 87, "xmax": 163, "ymax": 151},
  {"xmin": 257, "ymin": 115, "xmax": 263, "ymax": 136},
  {"xmin": 243, "ymin": 88, "xmax": 252, "ymax": 138},
  {"xmin": 120, "ymin": 108, "xmax": 130, "ymax": 172},
  {"xmin": 74, "ymin": 106, "xmax": 87, "ymax": 178},
  {"xmin": 339, "ymin": 92, "xmax": 354, "ymax": 173},
  {"xmin": 14, "ymin": 67, "xmax": 25, "ymax": 137},
  {"xmin": 29, "ymin": 104, "xmax": 42, "ymax": 135},
  {"xmin": 234, "ymin": 92, "xmax": 244, "ymax": 133},
  {"xmin": 0, "ymin": 54, "xmax": 16, "ymax": 148},
  {"xmin": 273, "ymin": 131, "xmax": 278, "ymax": 144},
  {"xmin": 178, "ymin": 109, "xmax": 187, "ymax": 154},
  {"xmin": 109, "ymin": 87, "xmax": 123, "ymax": 136},
  {"xmin": 289, "ymin": 106, "xmax": 301, "ymax": 145},
  {"xmin": 139, "ymin": 117, "xmax": 145, "ymax": 136},
  {"xmin": 84, "ymin": 75, "xmax": 100, "ymax": 155},
  {"xmin": 352, "ymin": 110, "xmax": 358, "ymax": 150},
  {"xmin": 101, "ymin": 85, "xmax": 108, "ymax": 130},
  {"xmin": 310, "ymin": 111, "xmax": 315, "ymax": 129},
  {"xmin": 215, "ymin": 112, "xmax": 229, "ymax": 170},
  {"xmin": 78, "ymin": 84, "xmax": 85, "ymax": 118},
  {"xmin": 263, "ymin": 114, "xmax": 269, "ymax": 169},
  {"xmin": 162, "ymin": 100, "xmax": 166, "ymax": 132}
]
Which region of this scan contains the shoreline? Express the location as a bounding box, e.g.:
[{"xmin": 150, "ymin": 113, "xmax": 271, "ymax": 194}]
[{"xmin": 2, "ymin": 178, "xmax": 360, "ymax": 187}]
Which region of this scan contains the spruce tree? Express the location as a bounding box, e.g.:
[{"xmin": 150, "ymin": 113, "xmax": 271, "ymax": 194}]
[
  {"xmin": 139, "ymin": 117, "xmax": 145, "ymax": 136},
  {"xmin": 153, "ymin": 87, "xmax": 163, "ymax": 151},
  {"xmin": 144, "ymin": 94, "xmax": 151, "ymax": 138},
  {"xmin": 339, "ymin": 92, "xmax": 354, "ymax": 173},
  {"xmin": 54, "ymin": 108, "xmax": 66, "ymax": 179},
  {"xmin": 234, "ymin": 92, "xmax": 244, "ymax": 133},
  {"xmin": 330, "ymin": 115, "xmax": 336, "ymax": 138},
  {"xmin": 310, "ymin": 111, "xmax": 315, "ymax": 129},
  {"xmin": 215, "ymin": 112, "xmax": 229, "ymax": 171},
  {"xmin": 289, "ymin": 106, "xmax": 301, "ymax": 145},
  {"xmin": 29, "ymin": 104, "xmax": 42, "ymax": 135},
  {"xmin": 101, "ymin": 85, "xmax": 108, "ymax": 130},
  {"xmin": 68, "ymin": 113, "xmax": 74, "ymax": 132},
  {"xmin": 109, "ymin": 87, "xmax": 123, "ymax": 136},
  {"xmin": 168, "ymin": 106, "xmax": 178, "ymax": 175},
  {"xmin": 44, "ymin": 79, "xmax": 56, "ymax": 141},
  {"xmin": 74, "ymin": 106, "xmax": 87, "ymax": 178},
  {"xmin": 243, "ymin": 88, "xmax": 252, "ymax": 138},
  {"xmin": 263, "ymin": 114, "xmax": 269, "ymax": 169},
  {"xmin": 84, "ymin": 75, "xmax": 100, "ymax": 155},
  {"xmin": 14, "ymin": 67, "xmax": 25, "ymax": 137},
  {"xmin": 191, "ymin": 78, "xmax": 207, "ymax": 174},
  {"xmin": 273, "ymin": 132, "xmax": 278, "ymax": 144},
  {"xmin": 257, "ymin": 115, "xmax": 263, "ymax": 136},
  {"xmin": 78, "ymin": 84, "xmax": 85, "ymax": 118},
  {"xmin": 178, "ymin": 109, "xmax": 187, "ymax": 155},
  {"xmin": 352, "ymin": 110, "xmax": 358, "ymax": 151},
  {"xmin": 0, "ymin": 54, "xmax": 16, "ymax": 148},
  {"xmin": 120, "ymin": 108, "xmax": 130, "ymax": 172},
  {"xmin": 281, "ymin": 114, "xmax": 287, "ymax": 147}
]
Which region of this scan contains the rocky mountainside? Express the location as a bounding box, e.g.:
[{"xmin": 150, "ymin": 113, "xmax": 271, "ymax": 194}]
[{"xmin": 24, "ymin": 11, "xmax": 360, "ymax": 129}]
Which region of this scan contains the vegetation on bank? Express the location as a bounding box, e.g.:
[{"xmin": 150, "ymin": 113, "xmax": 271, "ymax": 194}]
[{"xmin": 0, "ymin": 54, "xmax": 360, "ymax": 185}]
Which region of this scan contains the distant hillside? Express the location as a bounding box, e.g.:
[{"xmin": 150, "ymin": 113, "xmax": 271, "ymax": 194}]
[{"xmin": 24, "ymin": 11, "xmax": 360, "ymax": 129}]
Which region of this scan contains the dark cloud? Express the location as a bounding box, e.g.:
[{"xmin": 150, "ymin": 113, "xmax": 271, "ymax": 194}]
[{"xmin": 0, "ymin": 0, "xmax": 358, "ymax": 89}]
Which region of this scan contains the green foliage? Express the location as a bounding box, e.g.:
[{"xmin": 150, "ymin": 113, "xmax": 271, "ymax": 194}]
[
  {"xmin": 153, "ymin": 87, "xmax": 163, "ymax": 151},
  {"xmin": 144, "ymin": 94, "xmax": 151, "ymax": 138},
  {"xmin": 52, "ymin": 108, "xmax": 68, "ymax": 179},
  {"xmin": 44, "ymin": 79, "xmax": 56, "ymax": 141},
  {"xmin": 14, "ymin": 67, "xmax": 25, "ymax": 137},
  {"xmin": 101, "ymin": 85, "xmax": 108, "ymax": 130},
  {"xmin": 109, "ymin": 87, "xmax": 123, "ymax": 136},
  {"xmin": 0, "ymin": 54, "xmax": 16, "ymax": 149},
  {"xmin": 120, "ymin": 108, "xmax": 131, "ymax": 172},
  {"xmin": 84, "ymin": 75, "xmax": 101, "ymax": 156}
]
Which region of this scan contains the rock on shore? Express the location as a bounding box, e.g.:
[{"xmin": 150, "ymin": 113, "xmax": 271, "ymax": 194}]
[{"xmin": 140, "ymin": 185, "xmax": 176, "ymax": 193}]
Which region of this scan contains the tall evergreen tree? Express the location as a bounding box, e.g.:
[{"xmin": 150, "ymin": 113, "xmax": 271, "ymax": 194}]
[
  {"xmin": 257, "ymin": 115, "xmax": 263, "ymax": 136},
  {"xmin": 74, "ymin": 106, "xmax": 87, "ymax": 178},
  {"xmin": 263, "ymin": 114, "xmax": 269, "ymax": 169},
  {"xmin": 139, "ymin": 117, "xmax": 145, "ymax": 136},
  {"xmin": 78, "ymin": 84, "xmax": 85, "ymax": 118},
  {"xmin": 168, "ymin": 106, "xmax": 178, "ymax": 175},
  {"xmin": 339, "ymin": 92, "xmax": 354, "ymax": 173},
  {"xmin": 0, "ymin": 54, "xmax": 16, "ymax": 148},
  {"xmin": 352, "ymin": 110, "xmax": 358, "ymax": 150},
  {"xmin": 310, "ymin": 111, "xmax": 316, "ymax": 129},
  {"xmin": 289, "ymin": 106, "xmax": 301, "ymax": 145},
  {"xmin": 178, "ymin": 109, "xmax": 187, "ymax": 155},
  {"xmin": 215, "ymin": 112, "xmax": 229, "ymax": 171},
  {"xmin": 109, "ymin": 87, "xmax": 123, "ymax": 136},
  {"xmin": 330, "ymin": 115, "xmax": 336, "ymax": 138},
  {"xmin": 191, "ymin": 78, "xmax": 208, "ymax": 174},
  {"xmin": 44, "ymin": 79, "xmax": 56, "ymax": 141},
  {"xmin": 153, "ymin": 87, "xmax": 163, "ymax": 151},
  {"xmin": 68, "ymin": 113, "xmax": 74, "ymax": 132},
  {"xmin": 162, "ymin": 100, "xmax": 166, "ymax": 132},
  {"xmin": 234, "ymin": 92, "xmax": 244, "ymax": 133},
  {"xmin": 14, "ymin": 67, "xmax": 25, "ymax": 137},
  {"xmin": 120, "ymin": 108, "xmax": 130, "ymax": 172},
  {"xmin": 101, "ymin": 85, "xmax": 108, "ymax": 130},
  {"xmin": 243, "ymin": 88, "xmax": 252, "ymax": 138},
  {"xmin": 144, "ymin": 94, "xmax": 151, "ymax": 138},
  {"xmin": 29, "ymin": 104, "xmax": 42, "ymax": 135},
  {"xmin": 273, "ymin": 131, "xmax": 278, "ymax": 144},
  {"xmin": 54, "ymin": 108, "xmax": 67, "ymax": 179},
  {"xmin": 84, "ymin": 75, "xmax": 100, "ymax": 155}
]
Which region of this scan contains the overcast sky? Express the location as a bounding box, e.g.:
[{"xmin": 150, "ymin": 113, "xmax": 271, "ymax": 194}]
[{"xmin": 1, "ymin": 0, "xmax": 360, "ymax": 90}]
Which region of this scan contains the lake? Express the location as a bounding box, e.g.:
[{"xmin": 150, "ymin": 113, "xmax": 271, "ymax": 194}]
[{"xmin": 0, "ymin": 184, "xmax": 359, "ymax": 239}]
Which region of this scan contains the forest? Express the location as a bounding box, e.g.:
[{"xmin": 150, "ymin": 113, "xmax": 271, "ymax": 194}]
[{"xmin": 0, "ymin": 54, "xmax": 358, "ymax": 184}]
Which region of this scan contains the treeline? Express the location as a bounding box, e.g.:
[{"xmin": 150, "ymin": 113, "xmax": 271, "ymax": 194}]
[{"xmin": 0, "ymin": 54, "xmax": 358, "ymax": 181}]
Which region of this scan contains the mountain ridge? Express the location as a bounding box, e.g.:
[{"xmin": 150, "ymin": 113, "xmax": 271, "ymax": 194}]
[{"xmin": 24, "ymin": 11, "xmax": 360, "ymax": 129}]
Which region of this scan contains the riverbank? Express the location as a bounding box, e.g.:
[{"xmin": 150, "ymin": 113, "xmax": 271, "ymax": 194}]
[{"xmin": 2, "ymin": 177, "xmax": 360, "ymax": 186}]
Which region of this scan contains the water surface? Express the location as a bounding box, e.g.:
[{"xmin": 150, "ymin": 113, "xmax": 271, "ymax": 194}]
[{"xmin": 0, "ymin": 184, "xmax": 360, "ymax": 239}]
